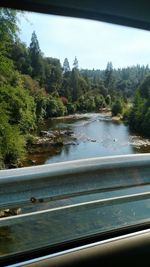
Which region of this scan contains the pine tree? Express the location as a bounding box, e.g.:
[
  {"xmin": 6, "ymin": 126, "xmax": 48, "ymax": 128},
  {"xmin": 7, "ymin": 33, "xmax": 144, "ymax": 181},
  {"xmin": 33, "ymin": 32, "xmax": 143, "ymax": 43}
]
[
  {"xmin": 104, "ymin": 62, "xmax": 113, "ymax": 89},
  {"xmin": 29, "ymin": 31, "xmax": 44, "ymax": 82},
  {"xmin": 63, "ymin": 58, "xmax": 70, "ymax": 73},
  {"xmin": 73, "ymin": 56, "xmax": 79, "ymax": 69},
  {"xmin": 71, "ymin": 68, "xmax": 79, "ymax": 102}
]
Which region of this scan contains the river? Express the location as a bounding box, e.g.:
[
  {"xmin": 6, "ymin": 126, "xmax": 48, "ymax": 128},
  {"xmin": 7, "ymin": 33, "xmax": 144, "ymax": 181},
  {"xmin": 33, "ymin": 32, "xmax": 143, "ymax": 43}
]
[{"xmin": 25, "ymin": 113, "xmax": 150, "ymax": 166}]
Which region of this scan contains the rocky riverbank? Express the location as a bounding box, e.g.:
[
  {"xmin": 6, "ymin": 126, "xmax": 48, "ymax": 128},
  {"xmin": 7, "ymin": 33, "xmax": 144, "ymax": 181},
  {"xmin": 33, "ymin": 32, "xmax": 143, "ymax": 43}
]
[
  {"xmin": 129, "ymin": 135, "xmax": 150, "ymax": 148},
  {"xmin": 33, "ymin": 129, "xmax": 77, "ymax": 146}
]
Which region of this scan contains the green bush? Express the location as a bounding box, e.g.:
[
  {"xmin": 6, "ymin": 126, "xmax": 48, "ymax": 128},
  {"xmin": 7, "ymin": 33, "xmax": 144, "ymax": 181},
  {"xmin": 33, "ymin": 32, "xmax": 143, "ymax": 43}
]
[
  {"xmin": 0, "ymin": 85, "xmax": 36, "ymax": 133},
  {"xmin": 0, "ymin": 122, "xmax": 26, "ymax": 168},
  {"xmin": 67, "ymin": 102, "xmax": 76, "ymax": 114},
  {"xmin": 112, "ymin": 100, "xmax": 123, "ymax": 116}
]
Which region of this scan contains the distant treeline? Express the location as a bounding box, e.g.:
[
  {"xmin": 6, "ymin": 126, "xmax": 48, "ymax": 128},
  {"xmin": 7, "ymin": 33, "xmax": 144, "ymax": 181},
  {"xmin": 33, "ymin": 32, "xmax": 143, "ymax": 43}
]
[{"xmin": 0, "ymin": 8, "xmax": 150, "ymax": 168}]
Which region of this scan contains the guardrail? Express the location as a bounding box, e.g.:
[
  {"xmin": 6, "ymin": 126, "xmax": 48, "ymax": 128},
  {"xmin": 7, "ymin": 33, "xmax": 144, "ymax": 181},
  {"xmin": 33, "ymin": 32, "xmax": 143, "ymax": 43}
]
[
  {"xmin": 1, "ymin": 154, "xmax": 150, "ymax": 265},
  {"xmin": 0, "ymin": 153, "xmax": 150, "ymax": 209}
]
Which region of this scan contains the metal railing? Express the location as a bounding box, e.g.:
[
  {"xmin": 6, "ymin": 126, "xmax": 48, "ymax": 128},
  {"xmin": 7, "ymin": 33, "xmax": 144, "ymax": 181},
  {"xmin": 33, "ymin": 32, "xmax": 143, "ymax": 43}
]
[
  {"xmin": 1, "ymin": 154, "xmax": 150, "ymax": 265},
  {"xmin": 0, "ymin": 154, "xmax": 150, "ymax": 209}
]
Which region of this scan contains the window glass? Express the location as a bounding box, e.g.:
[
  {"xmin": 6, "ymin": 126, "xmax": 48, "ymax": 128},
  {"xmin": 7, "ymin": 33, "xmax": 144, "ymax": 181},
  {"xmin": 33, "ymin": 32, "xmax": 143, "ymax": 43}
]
[{"xmin": 0, "ymin": 7, "xmax": 150, "ymax": 262}]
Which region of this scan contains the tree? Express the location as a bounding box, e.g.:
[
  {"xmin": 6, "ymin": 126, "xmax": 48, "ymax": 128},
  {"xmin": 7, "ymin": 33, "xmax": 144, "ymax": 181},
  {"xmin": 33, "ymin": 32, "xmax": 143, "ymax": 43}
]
[
  {"xmin": 29, "ymin": 31, "xmax": 40, "ymax": 59},
  {"xmin": 112, "ymin": 100, "xmax": 123, "ymax": 116},
  {"xmin": 71, "ymin": 68, "xmax": 79, "ymax": 102},
  {"xmin": 29, "ymin": 31, "xmax": 45, "ymax": 83},
  {"xmin": 129, "ymin": 91, "xmax": 145, "ymax": 131},
  {"xmin": 77, "ymin": 95, "xmax": 96, "ymax": 112},
  {"xmin": 61, "ymin": 71, "xmax": 72, "ymax": 99},
  {"xmin": 0, "ymin": 86, "xmax": 36, "ymax": 133},
  {"xmin": 0, "ymin": 8, "xmax": 19, "ymax": 86},
  {"xmin": 0, "ymin": 8, "xmax": 18, "ymax": 55},
  {"xmin": 139, "ymin": 75, "xmax": 150, "ymax": 99},
  {"xmin": 11, "ymin": 41, "xmax": 32, "ymax": 75},
  {"xmin": 94, "ymin": 95, "xmax": 106, "ymax": 110},
  {"xmin": 129, "ymin": 75, "xmax": 150, "ymax": 136},
  {"xmin": 66, "ymin": 102, "xmax": 76, "ymax": 114},
  {"xmin": 44, "ymin": 57, "xmax": 62, "ymax": 94},
  {"xmin": 105, "ymin": 94, "xmax": 111, "ymax": 106},
  {"xmin": 46, "ymin": 96, "xmax": 66, "ymax": 117},
  {"xmin": 73, "ymin": 56, "xmax": 79, "ymax": 69},
  {"xmin": 142, "ymin": 108, "xmax": 150, "ymax": 135},
  {"xmin": 34, "ymin": 90, "xmax": 47, "ymax": 121},
  {"xmin": 0, "ymin": 103, "xmax": 25, "ymax": 168},
  {"xmin": 63, "ymin": 58, "xmax": 70, "ymax": 73},
  {"xmin": 104, "ymin": 62, "xmax": 114, "ymax": 90}
]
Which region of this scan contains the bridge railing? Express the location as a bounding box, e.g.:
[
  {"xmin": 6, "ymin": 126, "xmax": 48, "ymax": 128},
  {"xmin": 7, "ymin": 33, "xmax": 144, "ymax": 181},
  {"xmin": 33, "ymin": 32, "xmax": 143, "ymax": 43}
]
[
  {"xmin": 0, "ymin": 153, "xmax": 150, "ymax": 209},
  {"xmin": 1, "ymin": 153, "xmax": 150, "ymax": 265}
]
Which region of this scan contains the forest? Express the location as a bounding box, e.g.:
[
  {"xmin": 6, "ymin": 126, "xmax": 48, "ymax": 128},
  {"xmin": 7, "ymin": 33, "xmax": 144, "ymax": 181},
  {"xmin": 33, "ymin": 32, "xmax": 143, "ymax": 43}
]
[{"xmin": 0, "ymin": 8, "xmax": 150, "ymax": 168}]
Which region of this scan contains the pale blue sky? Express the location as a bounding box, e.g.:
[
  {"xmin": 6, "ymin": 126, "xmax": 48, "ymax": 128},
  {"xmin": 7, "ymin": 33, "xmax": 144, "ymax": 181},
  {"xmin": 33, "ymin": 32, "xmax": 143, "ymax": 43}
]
[{"xmin": 19, "ymin": 11, "xmax": 150, "ymax": 70}]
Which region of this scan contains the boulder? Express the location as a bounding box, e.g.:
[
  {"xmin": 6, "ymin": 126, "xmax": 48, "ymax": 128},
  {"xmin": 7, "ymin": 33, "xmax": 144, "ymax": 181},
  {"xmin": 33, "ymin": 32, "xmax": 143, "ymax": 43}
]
[{"xmin": 40, "ymin": 131, "xmax": 55, "ymax": 138}]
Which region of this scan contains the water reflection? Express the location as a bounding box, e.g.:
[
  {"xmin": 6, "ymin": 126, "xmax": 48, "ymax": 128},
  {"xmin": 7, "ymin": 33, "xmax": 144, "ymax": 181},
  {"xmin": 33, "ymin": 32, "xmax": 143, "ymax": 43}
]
[
  {"xmin": 45, "ymin": 114, "xmax": 134, "ymax": 164},
  {"xmin": 26, "ymin": 114, "xmax": 150, "ymax": 166}
]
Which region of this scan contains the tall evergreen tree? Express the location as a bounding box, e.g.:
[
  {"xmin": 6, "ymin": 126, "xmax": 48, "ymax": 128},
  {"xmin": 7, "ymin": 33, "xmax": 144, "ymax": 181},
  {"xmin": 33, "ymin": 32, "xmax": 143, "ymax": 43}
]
[
  {"xmin": 104, "ymin": 62, "xmax": 114, "ymax": 90},
  {"xmin": 73, "ymin": 56, "xmax": 79, "ymax": 69},
  {"xmin": 71, "ymin": 68, "xmax": 79, "ymax": 102},
  {"xmin": 29, "ymin": 31, "xmax": 44, "ymax": 82},
  {"xmin": 63, "ymin": 58, "xmax": 70, "ymax": 73}
]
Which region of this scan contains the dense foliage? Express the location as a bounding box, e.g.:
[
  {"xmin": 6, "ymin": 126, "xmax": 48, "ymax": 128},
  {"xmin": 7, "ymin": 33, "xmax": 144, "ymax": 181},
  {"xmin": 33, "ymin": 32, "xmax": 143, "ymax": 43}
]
[
  {"xmin": 0, "ymin": 8, "xmax": 150, "ymax": 168},
  {"xmin": 129, "ymin": 75, "xmax": 150, "ymax": 137}
]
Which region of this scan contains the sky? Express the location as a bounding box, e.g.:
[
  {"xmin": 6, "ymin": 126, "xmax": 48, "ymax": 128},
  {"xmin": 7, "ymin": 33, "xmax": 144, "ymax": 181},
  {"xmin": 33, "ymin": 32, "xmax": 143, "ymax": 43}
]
[{"xmin": 19, "ymin": 11, "xmax": 150, "ymax": 70}]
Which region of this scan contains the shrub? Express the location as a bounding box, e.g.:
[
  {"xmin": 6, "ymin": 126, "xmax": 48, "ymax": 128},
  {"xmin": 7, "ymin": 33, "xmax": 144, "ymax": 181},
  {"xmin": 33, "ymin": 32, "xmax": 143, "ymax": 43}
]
[{"xmin": 112, "ymin": 100, "xmax": 123, "ymax": 116}]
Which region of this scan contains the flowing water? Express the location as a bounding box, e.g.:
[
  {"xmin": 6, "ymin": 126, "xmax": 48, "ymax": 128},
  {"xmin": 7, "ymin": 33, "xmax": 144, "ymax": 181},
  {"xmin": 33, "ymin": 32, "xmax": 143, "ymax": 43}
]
[{"xmin": 25, "ymin": 113, "xmax": 150, "ymax": 166}]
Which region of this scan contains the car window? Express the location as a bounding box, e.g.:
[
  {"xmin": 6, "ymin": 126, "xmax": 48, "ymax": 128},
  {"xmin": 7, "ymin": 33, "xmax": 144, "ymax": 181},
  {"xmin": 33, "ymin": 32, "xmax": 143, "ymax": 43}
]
[{"xmin": 0, "ymin": 7, "xmax": 150, "ymax": 265}]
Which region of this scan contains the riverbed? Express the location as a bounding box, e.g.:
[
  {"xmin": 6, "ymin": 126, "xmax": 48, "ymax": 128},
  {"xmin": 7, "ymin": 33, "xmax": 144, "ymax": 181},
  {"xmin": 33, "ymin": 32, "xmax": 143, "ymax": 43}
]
[{"xmin": 24, "ymin": 113, "xmax": 150, "ymax": 166}]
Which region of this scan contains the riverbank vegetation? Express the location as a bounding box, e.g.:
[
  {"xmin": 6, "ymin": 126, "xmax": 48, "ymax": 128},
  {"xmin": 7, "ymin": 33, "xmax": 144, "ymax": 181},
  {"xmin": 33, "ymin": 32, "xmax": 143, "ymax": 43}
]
[
  {"xmin": 0, "ymin": 8, "xmax": 150, "ymax": 168},
  {"xmin": 129, "ymin": 75, "xmax": 150, "ymax": 137}
]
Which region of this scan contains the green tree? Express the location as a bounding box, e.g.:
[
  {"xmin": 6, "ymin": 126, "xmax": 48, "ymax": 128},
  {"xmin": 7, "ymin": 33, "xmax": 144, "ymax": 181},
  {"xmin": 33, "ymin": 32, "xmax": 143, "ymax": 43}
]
[
  {"xmin": 142, "ymin": 108, "xmax": 150, "ymax": 135},
  {"xmin": 0, "ymin": 8, "xmax": 20, "ymax": 86},
  {"xmin": 67, "ymin": 102, "xmax": 76, "ymax": 114},
  {"xmin": 11, "ymin": 41, "xmax": 32, "ymax": 75},
  {"xmin": 0, "ymin": 86, "xmax": 36, "ymax": 133},
  {"xmin": 61, "ymin": 71, "xmax": 72, "ymax": 99},
  {"xmin": 94, "ymin": 95, "xmax": 106, "ymax": 110},
  {"xmin": 112, "ymin": 100, "xmax": 123, "ymax": 116},
  {"xmin": 73, "ymin": 56, "xmax": 79, "ymax": 69},
  {"xmin": 0, "ymin": 8, "xmax": 18, "ymax": 55},
  {"xmin": 105, "ymin": 94, "xmax": 111, "ymax": 106},
  {"xmin": 0, "ymin": 104, "xmax": 25, "ymax": 168},
  {"xmin": 44, "ymin": 57, "xmax": 62, "ymax": 94},
  {"xmin": 63, "ymin": 58, "xmax": 70, "ymax": 73},
  {"xmin": 129, "ymin": 75, "xmax": 150, "ymax": 136},
  {"xmin": 46, "ymin": 97, "xmax": 66, "ymax": 117},
  {"xmin": 139, "ymin": 75, "xmax": 150, "ymax": 99},
  {"xmin": 29, "ymin": 31, "xmax": 45, "ymax": 83},
  {"xmin": 104, "ymin": 62, "xmax": 113, "ymax": 89},
  {"xmin": 71, "ymin": 68, "xmax": 79, "ymax": 102}
]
